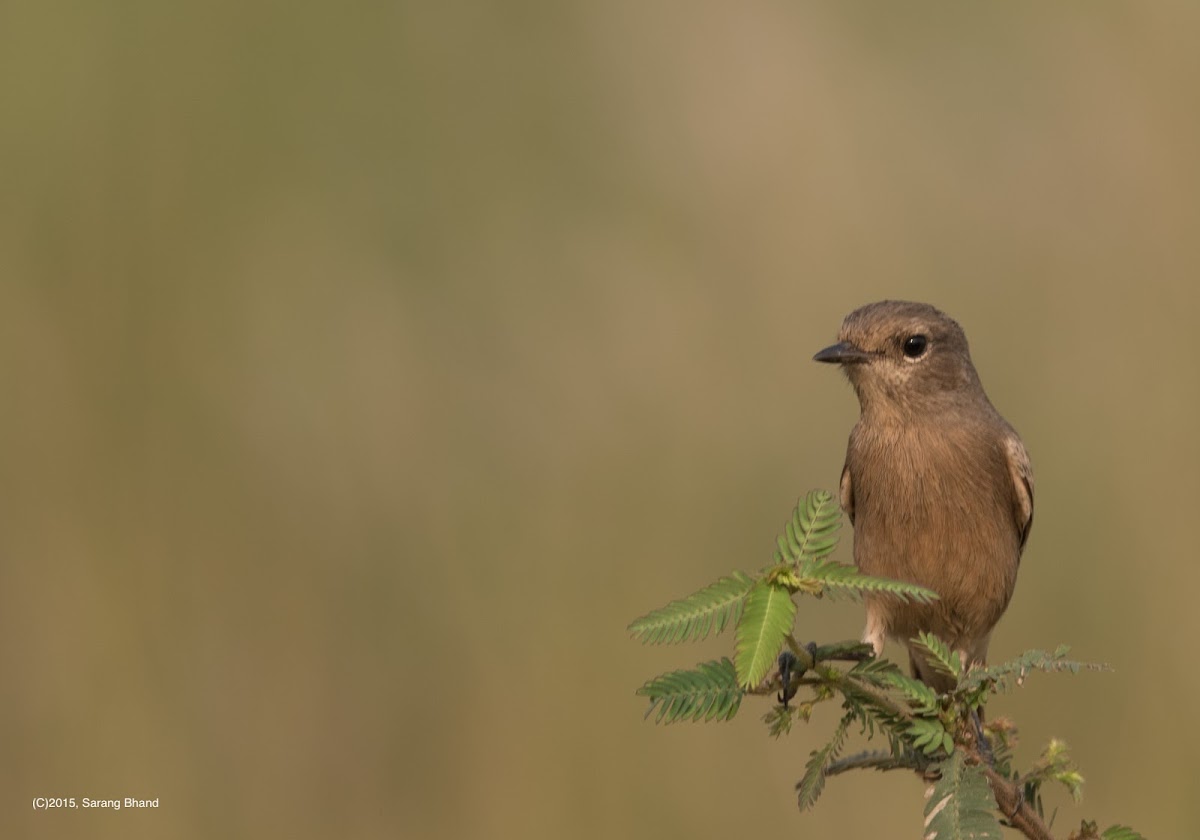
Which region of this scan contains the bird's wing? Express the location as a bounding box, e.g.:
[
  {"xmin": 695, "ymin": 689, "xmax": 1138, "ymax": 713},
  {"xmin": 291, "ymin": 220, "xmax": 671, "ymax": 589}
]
[
  {"xmin": 839, "ymin": 462, "xmax": 855, "ymax": 525},
  {"xmin": 1003, "ymin": 434, "xmax": 1034, "ymax": 554}
]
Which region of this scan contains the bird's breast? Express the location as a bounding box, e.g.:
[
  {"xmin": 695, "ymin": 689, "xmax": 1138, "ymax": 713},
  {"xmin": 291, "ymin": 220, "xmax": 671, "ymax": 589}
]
[{"xmin": 847, "ymin": 419, "xmax": 1020, "ymax": 643}]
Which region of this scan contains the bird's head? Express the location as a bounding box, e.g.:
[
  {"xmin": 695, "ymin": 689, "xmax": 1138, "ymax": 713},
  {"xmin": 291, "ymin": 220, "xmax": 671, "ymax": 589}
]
[{"xmin": 813, "ymin": 300, "xmax": 983, "ymax": 414}]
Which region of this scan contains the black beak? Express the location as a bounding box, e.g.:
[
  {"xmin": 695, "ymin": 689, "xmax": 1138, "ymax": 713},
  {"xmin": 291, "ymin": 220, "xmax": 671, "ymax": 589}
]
[{"xmin": 813, "ymin": 341, "xmax": 872, "ymax": 364}]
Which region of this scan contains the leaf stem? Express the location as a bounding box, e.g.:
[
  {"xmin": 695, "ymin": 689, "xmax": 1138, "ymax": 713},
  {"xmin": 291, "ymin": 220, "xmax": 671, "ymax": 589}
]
[{"xmin": 825, "ymin": 749, "xmax": 924, "ymax": 776}]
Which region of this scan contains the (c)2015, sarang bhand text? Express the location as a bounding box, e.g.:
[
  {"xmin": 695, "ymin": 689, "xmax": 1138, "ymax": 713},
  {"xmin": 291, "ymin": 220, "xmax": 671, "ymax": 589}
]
[{"xmin": 32, "ymin": 797, "xmax": 160, "ymax": 811}]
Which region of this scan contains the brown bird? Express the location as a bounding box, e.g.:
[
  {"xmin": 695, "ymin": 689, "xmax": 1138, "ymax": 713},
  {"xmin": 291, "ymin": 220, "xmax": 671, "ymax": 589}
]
[{"xmin": 814, "ymin": 301, "xmax": 1033, "ymax": 692}]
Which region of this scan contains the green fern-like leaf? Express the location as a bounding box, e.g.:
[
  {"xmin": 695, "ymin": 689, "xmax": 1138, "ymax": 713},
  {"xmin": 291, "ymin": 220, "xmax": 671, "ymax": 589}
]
[
  {"xmin": 1026, "ymin": 738, "xmax": 1084, "ymax": 804},
  {"xmin": 878, "ymin": 670, "xmax": 940, "ymax": 715},
  {"xmin": 796, "ymin": 712, "xmax": 852, "ymax": 811},
  {"xmin": 911, "ymin": 631, "xmax": 962, "ymax": 683},
  {"xmin": 840, "ymin": 666, "xmax": 913, "ymax": 733},
  {"xmin": 774, "ymin": 489, "xmax": 843, "ymax": 565},
  {"xmin": 923, "ymin": 751, "xmax": 1003, "ymax": 840},
  {"xmin": 627, "ymin": 572, "xmax": 755, "ymax": 644},
  {"xmin": 959, "ymin": 645, "xmax": 1107, "ymax": 694},
  {"xmin": 841, "ymin": 694, "xmax": 908, "ymax": 753},
  {"xmin": 636, "ymin": 658, "xmax": 743, "ymax": 724},
  {"xmin": 735, "ymin": 581, "xmax": 797, "ymax": 688},
  {"xmin": 847, "ymin": 656, "xmax": 905, "ymax": 686},
  {"xmin": 796, "ymin": 556, "xmax": 939, "ymax": 603},
  {"xmin": 763, "ymin": 704, "xmax": 798, "ymax": 738},
  {"xmin": 905, "ymin": 717, "xmax": 952, "ymax": 757},
  {"xmin": 1101, "ymin": 826, "xmax": 1146, "ymax": 840}
]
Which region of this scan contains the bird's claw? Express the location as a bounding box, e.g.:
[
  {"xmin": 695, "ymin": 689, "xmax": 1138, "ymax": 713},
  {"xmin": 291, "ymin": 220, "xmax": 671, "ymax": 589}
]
[
  {"xmin": 970, "ymin": 708, "xmax": 995, "ymax": 766},
  {"xmin": 776, "ymin": 651, "xmax": 798, "ymax": 707}
]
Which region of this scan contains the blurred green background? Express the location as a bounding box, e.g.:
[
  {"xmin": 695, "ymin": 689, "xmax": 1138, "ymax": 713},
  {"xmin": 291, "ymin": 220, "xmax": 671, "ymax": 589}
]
[{"xmin": 1, "ymin": 3, "xmax": 1196, "ymax": 838}]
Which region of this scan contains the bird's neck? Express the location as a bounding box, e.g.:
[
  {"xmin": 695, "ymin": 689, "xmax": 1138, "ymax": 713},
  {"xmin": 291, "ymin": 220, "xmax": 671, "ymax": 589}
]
[{"xmin": 854, "ymin": 385, "xmax": 983, "ymax": 426}]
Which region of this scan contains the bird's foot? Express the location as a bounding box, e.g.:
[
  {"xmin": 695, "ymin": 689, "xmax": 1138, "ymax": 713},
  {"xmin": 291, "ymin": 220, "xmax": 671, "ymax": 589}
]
[
  {"xmin": 970, "ymin": 708, "xmax": 996, "ymax": 766},
  {"xmin": 776, "ymin": 650, "xmax": 802, "ymax": 707}
]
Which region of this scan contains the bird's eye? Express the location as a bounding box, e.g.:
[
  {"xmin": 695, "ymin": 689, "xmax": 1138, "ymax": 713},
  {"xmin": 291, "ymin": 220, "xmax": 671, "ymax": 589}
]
[{"xmin": 902, "ymin": 335, "xmax": 928, "ymax": 359}]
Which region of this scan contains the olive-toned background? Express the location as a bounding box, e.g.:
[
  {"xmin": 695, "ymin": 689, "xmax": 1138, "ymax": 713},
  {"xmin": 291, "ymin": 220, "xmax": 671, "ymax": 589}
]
[{"xmin": 2, "ymin": 3, "xmax": 1196, "ymax": 838}]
